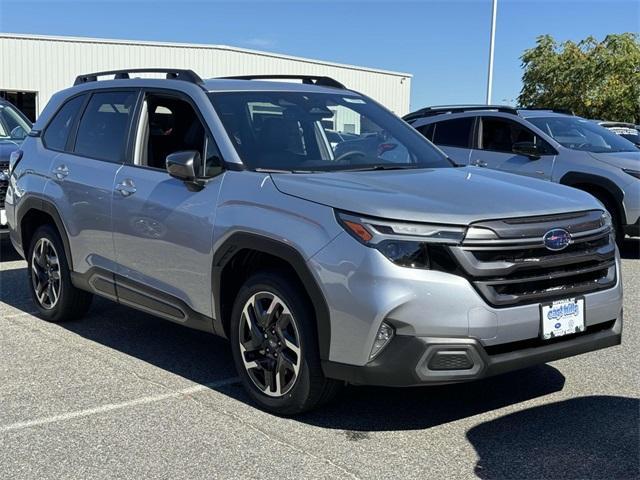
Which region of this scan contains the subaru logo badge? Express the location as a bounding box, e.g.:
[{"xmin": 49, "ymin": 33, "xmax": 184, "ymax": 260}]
[{"xmin": 543, "ymin": 228, "xmax": 572, "ymax": 251}]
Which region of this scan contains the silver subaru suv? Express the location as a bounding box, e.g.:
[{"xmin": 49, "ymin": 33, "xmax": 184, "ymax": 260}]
[
  {"xmin": 6, "ymin": 70, "xmax": 623, "ymax": 414},
  {"xmin": 404, "ymin": 105, "xmax": 640, "ymax": 245}
]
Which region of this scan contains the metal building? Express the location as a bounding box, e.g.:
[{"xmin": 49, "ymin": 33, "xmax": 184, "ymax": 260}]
[{"xmin": 0, "ymin": 33, "xmax": 411, "ymax": 121}]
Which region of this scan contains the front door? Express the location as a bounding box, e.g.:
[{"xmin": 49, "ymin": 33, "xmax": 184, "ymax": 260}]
[
  {"xmin": 470, "ymin": 116, "xmax": 556, "ymax": 180},
  {"xmin": 112, "ymin": 90, "xmax": 225, "ymax": 320}
]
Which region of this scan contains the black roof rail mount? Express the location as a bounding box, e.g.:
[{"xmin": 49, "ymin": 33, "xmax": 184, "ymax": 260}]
[
  {"xmin": 73, "ymin": 69, "xmax": 204, "ymax": 86},
  {"xmin": 219, "ymin": 75, "xmax": 346, "ymax": 89},
  {"xmin": 403, "ymin": 104, "xmax": 518, "ymax": 122}
]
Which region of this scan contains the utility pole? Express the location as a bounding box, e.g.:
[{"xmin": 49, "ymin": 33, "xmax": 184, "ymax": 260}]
[{"xmin": 486, "ymin": 0, "xmax": 498, "ymax": 104}]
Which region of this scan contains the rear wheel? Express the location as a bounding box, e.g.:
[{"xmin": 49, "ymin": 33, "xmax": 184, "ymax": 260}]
[
  {"xmin": 27, "ymin": 225, "xmax": 92, "ymax": 322},
  {"xmin": 230, "ymin": 271, "xmax": 340, "ymax": 415}
]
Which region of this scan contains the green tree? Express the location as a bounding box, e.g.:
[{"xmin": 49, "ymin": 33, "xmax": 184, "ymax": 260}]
[{"xmin": 518, "ymin": 33, "xmax": 640, "ymax": 123}]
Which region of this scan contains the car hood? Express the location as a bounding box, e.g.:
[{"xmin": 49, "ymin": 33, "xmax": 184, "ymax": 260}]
[
  {"xmin": 271, "ymin": 167, "xmax": 601, "ymax": 225},
  {"xmin": 0, "ymin": 140, "xmax": 21, "ymax": 163},
  {"xmin": 587, "ymin": 150, "xmax": 640, "ymax": 171}
]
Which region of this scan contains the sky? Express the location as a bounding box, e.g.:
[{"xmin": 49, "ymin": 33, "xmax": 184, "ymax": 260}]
[{"xmin": 0, "ymin": 0, "xmax": 638, "ymax": 111}]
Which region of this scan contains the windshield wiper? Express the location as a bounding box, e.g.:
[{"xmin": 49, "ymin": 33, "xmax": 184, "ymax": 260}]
[
  {"xmin": 254, "ymin": 168, "xmax": 318, "ymax": 174},
  {"xmin": 341, "ymin": 164, "xmax": 423, "ymax": 172}
]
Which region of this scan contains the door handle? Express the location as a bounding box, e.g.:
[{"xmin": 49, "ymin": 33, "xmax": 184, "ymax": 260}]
[
  {"xmin": 53, "ymin": 164, "xmax": 69, "ymax": 179},
  {"xmin": 472, "ymin": 159, "xmax": 488, "ymax": 167},
  {"xmin": 115, "ymin": 179, "xmax": 137, "ymax": 197}
]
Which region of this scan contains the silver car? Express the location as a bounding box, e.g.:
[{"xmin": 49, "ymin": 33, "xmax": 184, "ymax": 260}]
[
  {"xmin": 405, "ymin": 106, "xmax": 640, "ymax": 244},
  {"xmin": 6, "ymin": 71, "xmax": 623, "ymax": 414}
]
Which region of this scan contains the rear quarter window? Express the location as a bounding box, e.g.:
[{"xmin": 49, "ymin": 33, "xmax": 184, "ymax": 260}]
[{"xmin": 42, "ymin": 95, "xmax": 86, "ymax": 151}]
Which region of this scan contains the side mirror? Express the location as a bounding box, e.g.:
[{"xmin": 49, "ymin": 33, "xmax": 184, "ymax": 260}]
[
  {"xmin": 10, "ymin": 126, "xmax": 27, "ymax": 141},
  {"xmin": 512, "ymin": 141, "xmax": 541, "ymax": 160},
  {"xmin": 166, "ymin": 150, "xmax": 201, "ymax": 182}
]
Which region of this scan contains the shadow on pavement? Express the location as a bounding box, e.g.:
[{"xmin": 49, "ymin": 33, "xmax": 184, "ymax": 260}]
[
  {"xmin": 620, "ymin": 238, "xmax": 640, "ymax": 260},
  {"xmin": 467, "ymin": 395, "xmax": 640, "ymax": 479}
]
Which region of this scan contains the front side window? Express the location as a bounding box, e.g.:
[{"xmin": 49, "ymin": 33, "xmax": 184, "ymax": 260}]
[
  {"xmin": 74, "ymin": 91, "xmax": 137, "ymax": 162},
  {"xmin": 43, "ymin": 95, "xmax": 86, "ymax": 151},
  {"xmin": 136, "ymin": 93, "xmax": 222, "ymax": 177},
  {"xmin": 527, "ymin": 116, "xmax": 637, "ymax": 153},
  {"xmin": 479, "ymin": 117, "xmax": 554, "ymax": 154},
  {"xmin": 208, "ymin": 91, "xmax": 451, "ymax": 172}
]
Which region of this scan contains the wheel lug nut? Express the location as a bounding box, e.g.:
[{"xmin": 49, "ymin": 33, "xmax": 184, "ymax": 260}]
[
  {"xmin": 274, "ymin": 353, "xmax": 278, "ymax": 357},
  {"xmin": 264, "ymin": 334, "xmax": 268, "ymax": 338}
]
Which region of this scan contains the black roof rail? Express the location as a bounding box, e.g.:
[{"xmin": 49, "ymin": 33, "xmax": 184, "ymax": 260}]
[
  {"xmin": 403, "ymin": 104, "xmax": 518, "ymax": 122},
  {"xmin": 522, "ymin": 107, "xmax": 574, "ymax": 115},
  {"xmin": 73, "ymin": 69, "xmax": 204, "ymax": 86},
  {"xmin": 219, "ymin": 75, "xmax": 346, "ymax": 89}
]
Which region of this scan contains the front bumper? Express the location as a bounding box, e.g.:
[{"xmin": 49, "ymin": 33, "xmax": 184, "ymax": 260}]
[{"xmin": 323, "ymin": 314, "xmax": 622, "ymax": 386}]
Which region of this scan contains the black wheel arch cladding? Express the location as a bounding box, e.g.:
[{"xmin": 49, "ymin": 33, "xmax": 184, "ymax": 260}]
[{"xmin": 212, "ymin": 232, "xmax": 331, "ymax": 360}]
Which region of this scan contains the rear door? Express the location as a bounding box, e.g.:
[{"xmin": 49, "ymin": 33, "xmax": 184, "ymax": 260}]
[
  {"xmin": 111, "ymin": 89, "xmax": 225, "ymax": 321},
  {"xmin": 45, "ymin": 90, "xmax": 138, "ymax": 275},
  {"xmin": 470, "ymin": 116, "xmax": 556, "ymax": 179},
  {"xmin": 417, "ymin": 117, "xmax": 474, "ymax": 165}
]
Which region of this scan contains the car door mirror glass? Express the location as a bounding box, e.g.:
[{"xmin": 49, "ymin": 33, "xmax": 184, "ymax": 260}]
[
  {"xmin": 166, "ymin": 150, "xmax": 201, "ymax": 181},
  {"xmin": 512, "ymin": 141, "xmax": 541, "ymax": 159}
]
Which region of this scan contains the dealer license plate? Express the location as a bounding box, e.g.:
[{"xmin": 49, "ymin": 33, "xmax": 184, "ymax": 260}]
[{"xmin": 540, "ymin": 297, "xmax": 585, "ymax": 340}]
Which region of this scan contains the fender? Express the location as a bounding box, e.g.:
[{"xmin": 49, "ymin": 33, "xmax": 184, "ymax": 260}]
[
  {"xmin": 559, "ymin": 172, "xmax": 627, "ymax": 223},
  {"xmin": 16, "ymin": 195, "xmax": 74, "ymax": 270},
  {"xmin": 212, "ymin": 231, "xmax": 331, "ymax": 360}
]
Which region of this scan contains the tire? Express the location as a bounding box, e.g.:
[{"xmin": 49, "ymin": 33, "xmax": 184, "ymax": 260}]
[
  {"xmin": 27, "ymin": 224, "xmax": 92, "ymax": 322},
  {"xmin": 230, "ymin": 270, "xmax": 341, "ymax": 415},
  {"xmin": 593, "ymin": 195, "xmax": 625, "ymax": 249}
]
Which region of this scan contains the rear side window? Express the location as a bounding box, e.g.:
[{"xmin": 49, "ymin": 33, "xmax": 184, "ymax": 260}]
[
  {"xmin": 74, "ymin": 91, "xmax": 137, "ymax": 162},
  {"xmin": 432, "ymin": 118, "xmax": 474, "ymax": 148},
  {"xmin": 43, "ymin": 95, "xmax": 86, "ymax": 151}
]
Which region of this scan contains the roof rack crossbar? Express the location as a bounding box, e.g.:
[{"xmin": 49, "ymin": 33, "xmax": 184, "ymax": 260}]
[
  {"xmin": 525, "ymin": 107, "xmax": 574, "ymax": 115},
  {"xmin": 403, "ymin": 104, "xmax": 518, "ymax": 122},
  {"xmin": 219, "ymin": 75, "xmax": 346, "ymax": 89},
  {"xmin": 73, "ymin": 68, "xmax": 204, "ymax": 86}
]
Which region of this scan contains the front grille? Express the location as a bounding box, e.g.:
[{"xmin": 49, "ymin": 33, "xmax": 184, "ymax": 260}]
[
  {"xmin": 449, "ymin": 210, "xmax": 617, "ymax": 307},
  {"xmin": 0, "ymin": 160, "xmax": 8, "ymax": 209}
]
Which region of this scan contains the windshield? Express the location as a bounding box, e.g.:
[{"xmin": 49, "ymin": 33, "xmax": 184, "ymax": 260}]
[
  {"xmin": 527, "ymin": 116, "xmax": 637, "ymax": 153},
  {"xmin": 208, "ymin": 91, "xmax": 452, "ymax": 171},
  {"xmin": 0, "ymin": 103, "xmax": 32, "ymax": 143}
]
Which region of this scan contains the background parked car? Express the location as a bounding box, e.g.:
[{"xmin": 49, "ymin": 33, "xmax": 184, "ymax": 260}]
[
  {"xmin": 404, "ymin": 105, "xmax": 640, "ymax": 245},
  {"xmin": 594, "ymin": 121, "xmax": 640, "ymax": 148},
  {"xmin": 0, "ymin": 99, "xmax": 32, "ymax": 240}
]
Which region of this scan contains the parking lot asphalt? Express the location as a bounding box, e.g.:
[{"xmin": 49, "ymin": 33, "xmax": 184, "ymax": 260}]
[{"xmin": 1, "ymin": 240, "xmax": 638, "ymax": 480}]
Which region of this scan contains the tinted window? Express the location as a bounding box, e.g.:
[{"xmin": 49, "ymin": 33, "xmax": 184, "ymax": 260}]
[
  {"xmin": 417, "ymin": 123, "xmax": 435, "ymax": 141},
  {"xmin": 43, "ymin": 95, "xmax": 85, "ymax": 151},
  {"xmin": 480, "ymin": 117, "xmax": 553, "ymax": 154},
  {"xmin": 432, "ymin": 118, "xmax": 473, "ymax": 148},
  {"xmin": 74, "ymin": 91, "xmax": 137, "ymax": 162}
]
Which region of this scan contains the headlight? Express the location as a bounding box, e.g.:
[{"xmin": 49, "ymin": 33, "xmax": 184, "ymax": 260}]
[
  {"xmin": 601, "ymin": 210, "xmax": 612, "ymax": 229},
  {"xmin": 623, "ymin": 168, "xmax": 640, "ymax": 180},
  {"xmin": 336, "ymin": 211, "xmax": 465, "ymax": 269}
]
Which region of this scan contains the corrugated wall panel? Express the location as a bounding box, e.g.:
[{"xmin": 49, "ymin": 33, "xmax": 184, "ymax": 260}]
[{"xmin": 0, "ymin": 34, "xmax": 411, "ymax": 118}]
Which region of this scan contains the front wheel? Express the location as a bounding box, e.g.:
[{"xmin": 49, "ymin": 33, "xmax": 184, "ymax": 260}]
[{"xmin": 230, "ymin": 271, "xmax": 340, "ymax": 415}]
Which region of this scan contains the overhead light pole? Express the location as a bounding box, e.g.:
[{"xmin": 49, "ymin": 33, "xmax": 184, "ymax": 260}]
[{"xmin": 486, "ymin": 0, "xmax": 498, "ymax": 104}]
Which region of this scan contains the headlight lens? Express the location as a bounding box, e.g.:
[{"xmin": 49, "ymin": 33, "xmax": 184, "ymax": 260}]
[
  {"xmin": 623, "ymin": 168, "xmax": 640, "ymax": 180},
  {"xmin": 336, "ymin": 211, "xmax": 465, "ymax": 269}
]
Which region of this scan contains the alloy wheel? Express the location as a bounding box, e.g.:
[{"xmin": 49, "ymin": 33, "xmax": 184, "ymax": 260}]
[
  {"xmin": 238, "ymin": 291, "xmax": 302, "ymax": 397},
  {"xmin": 31, "ymin": 238, "xmax": 61, "ymax": 310}
]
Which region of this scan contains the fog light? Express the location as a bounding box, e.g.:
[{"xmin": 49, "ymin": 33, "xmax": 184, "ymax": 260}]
[{"xmin": 369, "ymin": 322, "xmax": 394, "ymax": 360}]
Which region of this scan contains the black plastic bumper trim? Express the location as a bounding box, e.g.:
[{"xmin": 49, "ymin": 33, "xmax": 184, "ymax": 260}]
[{"xmin": 322, "ymin": 316, "xmax": 622, "ymax": 387}]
